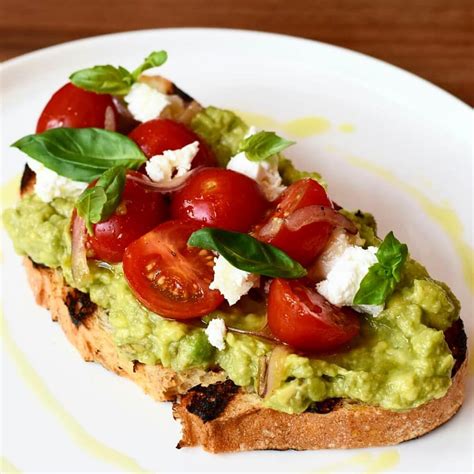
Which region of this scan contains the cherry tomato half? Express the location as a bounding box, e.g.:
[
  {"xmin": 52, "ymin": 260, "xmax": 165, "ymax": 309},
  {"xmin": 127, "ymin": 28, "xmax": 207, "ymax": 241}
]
[
  {"xmin": 268, "ymin": 279, "xmax": 360, "ymax": 353},
  {"xmin": 254, "ymin": 178, "xmax": 333, "ymax": 265},
  {"xmin": 171, "ymin": 168, "xmax": 269, "ymax": 232},
  {"xmin": 36, "ymin": 83, "xmax": 118, "ymax": 133},
  {"xmin": 128, "ymin": 118, "xmax": 216, "ymax": 167},
  {"xmin": 84, "ymin": 172, "xmax": 167, "ymax": 263},
  {"xmin": 123, "ymin": 220, "xmax": 224, "ymax": 319}
]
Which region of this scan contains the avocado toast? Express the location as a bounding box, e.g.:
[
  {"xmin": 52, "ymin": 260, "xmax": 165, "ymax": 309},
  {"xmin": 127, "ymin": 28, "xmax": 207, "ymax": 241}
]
[{"xmin": 4, "ymin": 51, "xmax": 468, "ymax": 453}]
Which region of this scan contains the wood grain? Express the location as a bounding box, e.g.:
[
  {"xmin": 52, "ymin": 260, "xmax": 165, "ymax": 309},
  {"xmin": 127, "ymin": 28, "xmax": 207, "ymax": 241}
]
[{"xmin": 1, "ymin": 0, "xmax": 473, "ymax": 105}]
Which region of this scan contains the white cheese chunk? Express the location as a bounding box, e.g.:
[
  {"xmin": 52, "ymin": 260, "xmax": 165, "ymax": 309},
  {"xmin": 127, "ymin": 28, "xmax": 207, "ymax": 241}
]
[
  {"xmin": 226, "ymin": 125, "xmax": 286, "ymax": 201},
  {"xmin": 209, "ymin": 255, "xmax": 260, "ymax": 306},
  {"xmin": 227, "ymin": 153, "xmax": 285, "ymax": 201},
  {"xmin": 205, "ymin": 318, "xmax": 227, "ymax": 351},
  {"xmin": 312, "ymin": 228, "xmax": 365, "ymax": 281},
  {"xmin": 27, "ymin": 158, "xmax": 87, "ymax": 203},
  {"xmin": 145, "ymin": 141, "xmax": 200, "ymax": 182},
  {"xmin": 316, "ymin": 244, "xmax": 383, "ymax": 316},
  {"xmin": 124, "ymin": 82, "xmax": 170, "ymax": 122}
]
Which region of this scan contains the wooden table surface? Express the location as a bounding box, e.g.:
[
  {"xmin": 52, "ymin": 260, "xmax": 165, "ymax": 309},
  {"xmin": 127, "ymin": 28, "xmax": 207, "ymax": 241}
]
[{"xmin": 2, "ymin": 0, "xmax": 473, "ymax": 105}]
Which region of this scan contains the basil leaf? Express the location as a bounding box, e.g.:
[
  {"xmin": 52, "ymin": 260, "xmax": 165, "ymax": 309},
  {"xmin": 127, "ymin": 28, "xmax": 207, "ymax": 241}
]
[
  {"xmin": 70, "ymin": 65, "xmax": 133, "ymax": 95},
  {"xmin": 188, "ymin": 228, "xmax": 307, "ymax": 278},
  {"xmin": 76, "ymin": 166, "xmax": 126, "ymax": 235},
  {"xmin": 239, "ymin": 131, "xmax": 295, "ymax": 162},
  {"xmin": 76, "ymin": 187, "xmax": 107, "ymax": 235},
  {"xmin": 131, "ymin": 50, "xmax": 168, "ymax": 80},
  {"xmin": 12, "ymin": 128, "xmax": 146, "ymax": 182},
  {"xmin": 69, "ymin": 50, "xmax": 168, "ymax": 95},
  {"xmin": 353, "ymin": 232, "xmax": 408, "ymax": 305},
  {"xmin": 376, "ymin": 231, "xmax": 408, "ymax": 282}
]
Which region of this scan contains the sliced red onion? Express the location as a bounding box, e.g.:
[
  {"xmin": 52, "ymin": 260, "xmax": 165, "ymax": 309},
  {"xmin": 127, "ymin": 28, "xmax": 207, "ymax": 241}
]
[
  {"xmin": 284, "ymin": 205, "xmax": 357, "ymax": 234},
  {"xmin": 104, "ymin": 106, "xmax": 116, "ymax": 131},
  {"xmin": 256, "ymin": 216, "xmax": 284, "ymax": 240},
  {"xmin": 226, "ymin": 324, "xmax": 279, "ymax": 343},
  {"xmin": 71, "ymin": 215, "xmax": 90, "ymax": 284},
  {"xmin": 127, "ymin": 167, "xmax": 201, "ymax": 193},
  {"xmin": 260, "ymin": 345, "xmax": 291, "ymax": 398}
]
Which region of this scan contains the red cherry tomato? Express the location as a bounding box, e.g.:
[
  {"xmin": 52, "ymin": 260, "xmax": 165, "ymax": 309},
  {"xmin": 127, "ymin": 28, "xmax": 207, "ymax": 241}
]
[
  {"xmin": 84, "ymin": 172, "xmax": 167, "ymax": 263},
  {"xmin": 268, "ymin": 279, "xmax": 360, "ymax": 353},
  {"xmin": 128, "ymin": 119, "xmax": 216, "ymax": 167},
  {"xmin": 123, "ymin": 220, "xmax": 224, "ymax": 319},
  {"xmin": 254, "ymin": 178, "xmax": 333, "ymax": 265},
  {"xmin": 36, "ymin": 83, "xmax": 118, "ymax": 133},
  {"xmin": 171, "ymin": 168, "xmax": 269, "ymax": 232}
]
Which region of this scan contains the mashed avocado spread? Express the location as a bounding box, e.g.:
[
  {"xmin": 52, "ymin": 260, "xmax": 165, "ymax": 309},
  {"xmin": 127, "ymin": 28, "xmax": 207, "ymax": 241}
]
[{"xmin": 3, "ymin": 107, "xmax": 460, "ymax": 414}]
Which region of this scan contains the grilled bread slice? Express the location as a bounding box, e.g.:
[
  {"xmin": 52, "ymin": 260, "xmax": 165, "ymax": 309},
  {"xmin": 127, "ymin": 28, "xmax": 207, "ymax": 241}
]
[
  {"xmin": 22, "ymin": 254, "xmax": 468, "ymax": 453},
  {"xmin": 17, "ymin": 84, "xmax": 468, "ymax": 451}
]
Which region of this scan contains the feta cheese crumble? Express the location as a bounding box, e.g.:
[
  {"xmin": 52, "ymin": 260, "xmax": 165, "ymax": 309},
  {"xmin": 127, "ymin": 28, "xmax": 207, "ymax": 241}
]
[
  {"xmin": 27, "ymin": 158, "xmax": 87, "ymax": 203},
  {"xmin": 312, "ymin": 228, "xmax": 365, "ymax": 281},
  {"xmin": 205, "ymin": 318, "xmax": 227, "ymax": 350},
  {"xmin": 209, "ymin": 255, "xmax": 260, "ymax": 306},
  {"xmin": 145, "ymin": 141, "xmax": 200, "ymax": 182},
  {"xmin": 316, "ymin": 244, "xmax": 383, "ymax": 316},
  {"xmin": 124, "ymin": 82, "xmax": 170, "ymax": 122},
  {"xmin": 226, "ymin": 125, "xmax": 286, "ymax": 201}
]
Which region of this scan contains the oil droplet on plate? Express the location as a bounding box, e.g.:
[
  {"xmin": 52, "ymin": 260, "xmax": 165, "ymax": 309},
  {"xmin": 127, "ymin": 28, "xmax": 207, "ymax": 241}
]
[
  {"xmin": 283, "ymin": 117, "xmax": 331, "ymax": 138},
  {"xmin": 338, "ymin": 123, "xmax": 356, "ymax": 133}
]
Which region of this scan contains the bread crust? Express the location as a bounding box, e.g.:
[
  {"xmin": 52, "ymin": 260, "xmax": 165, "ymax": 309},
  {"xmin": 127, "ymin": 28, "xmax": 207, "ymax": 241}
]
[
  {"xmin": 23, "ymin": 257, "xmax": 468, "ymax": 453},
  {"xmin": 173, "ymin": 362, "xmax": 467, "ymax": 452},
  {"xmin": 23, "ymin": 257, "xmax": 226, "ymax": 402}
]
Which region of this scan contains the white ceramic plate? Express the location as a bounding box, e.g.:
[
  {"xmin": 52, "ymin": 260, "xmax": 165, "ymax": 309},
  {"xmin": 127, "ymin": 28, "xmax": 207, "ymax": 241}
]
[{"xmin": 1, "ymin": 28, "xmax": 472, "ymax": 474}]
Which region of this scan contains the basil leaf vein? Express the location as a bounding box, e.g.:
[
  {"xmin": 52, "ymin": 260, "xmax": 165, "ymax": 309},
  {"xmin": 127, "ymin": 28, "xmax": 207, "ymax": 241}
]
[
  {"xmin": 12, "ymin": 128, "xmax": 146, "ymax": 182},
  {"xmin": 239, "ymin": 131, "xmax": 295, "ymax": 162},
  {"xmin": 188, "ymin": 228, "xmax": 307, "ymax": 278},
  {"xmin": 353, "ymin": 231, "xmax": 408, "ymax": 305},
  {"xmin": 76, "ymin": 166, "xmax": 126, "ymax": 235}
]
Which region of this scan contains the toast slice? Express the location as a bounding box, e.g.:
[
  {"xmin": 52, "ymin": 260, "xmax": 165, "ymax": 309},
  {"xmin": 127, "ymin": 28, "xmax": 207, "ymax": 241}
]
[
  {"xmin": 22, "ymin": 256, "xmax": 468, "ymax": 452},
  {"xmin": 16, "ymin": 107, "xmax": 468, "ymax": 452}
]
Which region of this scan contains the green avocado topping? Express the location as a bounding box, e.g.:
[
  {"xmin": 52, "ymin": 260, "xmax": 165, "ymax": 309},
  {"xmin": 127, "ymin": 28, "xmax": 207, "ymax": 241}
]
[
  {"xmin": 3, "ymin": 194, "xmax": 458, "ymax": 414},
  {"xmin": 3, "ymin": 107, "xmax": 460, "ymax": 415}
]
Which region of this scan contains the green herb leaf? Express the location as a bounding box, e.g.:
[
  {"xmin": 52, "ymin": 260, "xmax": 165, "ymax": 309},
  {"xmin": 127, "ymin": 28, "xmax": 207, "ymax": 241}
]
[
  {"xmin": 353, "ymin": 231, "xmax": 408, "ymax": 305},
  {"xmin": 131, "ymin": 50, "xmax": 168, "ymax": 80},
  {"xmin": 12, "ymin": 128, "xmax": 146, "ymax": 182},
  {"xmin": 239, "ymin": 131, "xmax": 295, "ymax": 162},
  {"xmin": 76, "ymin": 187, "xmax": 107, "ymax": 234},
  {"xmin": 188, "ymin": 228, "xmax": 307, "ymax": 278},
  {"xmin": 70, "ymin": 65, "xmax": 133, "ymax": 95},
  {"xmin": 69, "ymin": 50, "xmax": 168, "ymax": 95},
  {"xmin": 75, "ymin": 166, "xmax": 126, "ymax": 235}
]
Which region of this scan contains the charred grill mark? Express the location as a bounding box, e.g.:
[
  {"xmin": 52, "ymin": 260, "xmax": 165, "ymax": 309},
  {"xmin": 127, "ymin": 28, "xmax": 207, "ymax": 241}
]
[
  {"xmin": 20, "ymin": 164, "xmax": 35, "ymax": 194},
  {"xmin": 186, "ymin": 380, "xmax": 239, "ymax": 422},
  {"xmin": 305, "ymin": 398, "xmax": 342, "ymax": 414},
  {"xmin": 64, "ymin": 289, "xmax": 97, "ymax": 327},
  {"xmin": 172, "ymin": 84, "xmax": 194, "ymax": 104},
  {"xmin": 444, "ymin": 318, "xmax": 468, "ymax": 376},
  {"xmin": 29, "ymin": 256, "xmax": 47, "ymax": 270}
]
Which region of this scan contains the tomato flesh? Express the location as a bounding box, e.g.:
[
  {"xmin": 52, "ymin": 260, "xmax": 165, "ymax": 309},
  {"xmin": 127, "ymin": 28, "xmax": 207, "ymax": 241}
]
[
  {"xmin": 254, "ymin": 178, "xmax": 333, "ymax": 265},
  {"xmin": 123, "ymin": 220, "xmax": 224, "ymax": 319},
  {"xmin": 36, "ymin": 83, "xmax": 117, "ymax": 132},
  {"xmin": 86, "ymin": 172, "xmax": 167, "ymax": 263},
  {"xmin": 171, "ymin": 168, "xmax": 269, "ymax": 232},
  {"xmin": 268, "ymin": 278, "xmax": 360, "ymax": 352},
  {"xmin": 128, "ymin": 118, "xmax": 216, "ymax": 167}
]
